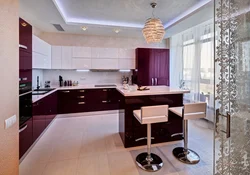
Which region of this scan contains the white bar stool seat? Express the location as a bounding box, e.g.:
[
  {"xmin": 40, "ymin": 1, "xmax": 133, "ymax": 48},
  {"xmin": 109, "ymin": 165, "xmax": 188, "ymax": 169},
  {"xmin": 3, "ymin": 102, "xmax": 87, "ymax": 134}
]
[
  {"xmin": 169, "ymin": 102, "xmax": 207, "ymax": 164},
  {"xmin": 133, "ymin": 105, "xmax": 169, "ymax": 172}
]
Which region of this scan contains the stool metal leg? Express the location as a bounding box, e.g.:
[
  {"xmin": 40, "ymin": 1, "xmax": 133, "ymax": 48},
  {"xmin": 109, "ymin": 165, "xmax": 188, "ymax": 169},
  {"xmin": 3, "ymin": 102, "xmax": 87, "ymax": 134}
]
[
  {"xmin": 173, "ymin": 120, "xmax": 200, "ymax": 164},
  {"xmin": 136, "ymin": 124, "xmax": 163, "ymax": 172}
]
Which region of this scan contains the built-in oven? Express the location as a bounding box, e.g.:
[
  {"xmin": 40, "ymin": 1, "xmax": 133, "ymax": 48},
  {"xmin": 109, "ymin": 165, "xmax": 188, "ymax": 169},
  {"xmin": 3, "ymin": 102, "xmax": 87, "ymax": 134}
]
[{"xmin": 19, "ymin": 82, "xmax": 32, "ymax": 126}]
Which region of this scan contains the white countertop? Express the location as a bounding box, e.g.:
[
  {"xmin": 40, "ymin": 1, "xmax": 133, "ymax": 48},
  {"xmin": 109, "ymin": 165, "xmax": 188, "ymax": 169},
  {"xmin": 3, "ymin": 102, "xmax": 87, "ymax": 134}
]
[
  {"xmin": 116, "ymin": 86, "xmax": 190, "ymax": 97},
  {"xmin": 32, "ymin": 85, "xmax": 190, "ymax": 103}
]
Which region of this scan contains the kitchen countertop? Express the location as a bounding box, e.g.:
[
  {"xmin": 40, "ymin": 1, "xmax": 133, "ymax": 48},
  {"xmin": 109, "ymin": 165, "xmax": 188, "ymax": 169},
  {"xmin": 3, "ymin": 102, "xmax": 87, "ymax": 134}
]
[
  {"xmin": 116, "ymin": 86, "xmax": 190, "ymax": 97},
  {"xmin": 32, "ymin": 85, "xmax": 190, "ymax": 103}
]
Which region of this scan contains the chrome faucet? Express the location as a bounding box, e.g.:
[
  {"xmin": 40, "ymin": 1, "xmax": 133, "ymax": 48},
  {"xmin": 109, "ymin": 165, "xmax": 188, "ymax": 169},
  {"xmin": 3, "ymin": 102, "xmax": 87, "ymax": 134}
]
[{"xmin": 37, "ymin": 76, "xmax": 40, "ymax": 90}]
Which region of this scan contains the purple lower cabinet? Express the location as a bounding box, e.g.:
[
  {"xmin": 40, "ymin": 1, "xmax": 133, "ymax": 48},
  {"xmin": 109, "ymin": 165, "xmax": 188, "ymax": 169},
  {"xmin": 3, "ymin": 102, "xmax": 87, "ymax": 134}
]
[
  {"xmin": 118, "ymin": 93, "xmax": 183, "ymax": 148},
  {"xmin": 33, "ymin": 115, "xmax": 46, "ymax": 142},
  {"xmin": 19, "ymin": 118, "xmax": 33, "ymax": 159}
]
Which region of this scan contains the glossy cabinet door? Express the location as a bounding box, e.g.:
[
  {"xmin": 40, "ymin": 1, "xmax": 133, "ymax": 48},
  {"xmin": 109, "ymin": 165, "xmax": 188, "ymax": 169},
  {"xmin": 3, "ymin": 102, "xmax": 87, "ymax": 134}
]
[
  {"xmin": 19, "ymin": 18, "xmax": 32, "ymax": 53},
  {"xmin": 19, "ymin": 118, "xmax": 33, "ymax": 159},
  {"xmin": 91, "ymin": 58, "xmax": 119, "ymax": 70},
  {"xmin": 72, "ymin": 46, "xmax": 91, "ymax": 58},
  {"xmin": 72, "ymin": 58, "xmax": 92, "ymax": 69},
  {"xmin": 51, "ymin": 46, "xmax": 62, "ymax": 69},
  {"xmin": 136, "ymin": 48, "xmax": 170, "ymax": 86},
  {"xmin": 136, "ymin": 48, "xmax": 152, "ymax": 86},
  {"xmin": 32, "ymin": 35, "xmax": 52, "ymax": 69},
  {"xmin": 153, "ymin": 49, "xmax": 170, "ymax": 86},
  {"xmin": 58, "ymin": 88, "xmax": 120, "ymax": 114},
  {"xmin": 33, "ymin": 91, "xmax": 57, "ymax": 141},
  {"xmin": 32, "ymin": 100, "xmax": 46, "ymax": 141},
  {"xmin": 61, "ymin": 46, "xmax": 72, "ymax": 69}
]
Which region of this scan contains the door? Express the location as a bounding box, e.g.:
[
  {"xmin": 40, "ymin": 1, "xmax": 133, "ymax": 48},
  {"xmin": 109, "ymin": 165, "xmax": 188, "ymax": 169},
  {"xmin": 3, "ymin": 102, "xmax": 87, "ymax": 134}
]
[{"xmin": 214, "ymin": 0, "xmax": 250, "ymax": 174}]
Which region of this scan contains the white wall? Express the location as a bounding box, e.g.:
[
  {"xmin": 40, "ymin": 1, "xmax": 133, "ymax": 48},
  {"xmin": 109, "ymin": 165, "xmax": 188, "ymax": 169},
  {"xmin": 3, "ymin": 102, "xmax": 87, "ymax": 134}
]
[{"xmin": 0, "ymin": 1, "xmax": 19, "ymax": 174}]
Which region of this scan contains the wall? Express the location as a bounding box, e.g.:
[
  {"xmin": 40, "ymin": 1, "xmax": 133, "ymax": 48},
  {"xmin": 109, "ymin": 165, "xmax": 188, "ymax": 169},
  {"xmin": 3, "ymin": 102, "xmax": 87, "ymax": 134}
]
[
  {"xmin": 32, "ymin": 32, "xmax": 169, "ymax": 88},
  {"xmin": 0, "ymin": 1, "xmax": 19, "ymax": 175},
  {"xmin": 42, "ymin": 70, "xmax": 131, "ymax": 87}
]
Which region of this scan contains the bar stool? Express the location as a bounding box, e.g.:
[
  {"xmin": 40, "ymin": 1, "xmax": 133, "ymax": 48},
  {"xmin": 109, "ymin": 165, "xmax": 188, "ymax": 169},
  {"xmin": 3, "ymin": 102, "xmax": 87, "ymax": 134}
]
[
  {"xmin": 169, "ymin": 102, "xmax": 207, "ymax": 164},
  {"xmin": 133, "ymin": 105, "xmax": 169, "ymax": 172}
]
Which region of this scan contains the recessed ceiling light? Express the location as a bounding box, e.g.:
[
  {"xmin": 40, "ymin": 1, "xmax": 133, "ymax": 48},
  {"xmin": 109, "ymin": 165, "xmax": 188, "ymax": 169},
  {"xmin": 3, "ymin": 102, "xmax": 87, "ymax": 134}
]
[
  {"xmin": 21, "ymin": 22, "xmax": 27, "ymax": 27},
  {"xmin": 114, "ymin": 29, "xmax": 120, "ymax": 34},
  {"xmin": 81, "ymin": 26, "xmax": 88, "ymax": 31}
]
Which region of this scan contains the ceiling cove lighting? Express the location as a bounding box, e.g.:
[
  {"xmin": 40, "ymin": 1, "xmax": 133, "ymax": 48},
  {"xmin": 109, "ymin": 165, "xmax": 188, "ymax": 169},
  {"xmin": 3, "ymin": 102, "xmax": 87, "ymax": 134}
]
[
  {"xmin": 52, "ymin": 0, "xmax": 143, "ymax": 28},
  {"xmin": 142, "ymin": 3, "xmax": 165, "ymax": 43},
  {"xmin": 164, "ymin": 0, "xmax": 212, "ymax": 29},
  {"xmin": 76, "ymin": 69, "xmax": 90, "ymax": 72}
]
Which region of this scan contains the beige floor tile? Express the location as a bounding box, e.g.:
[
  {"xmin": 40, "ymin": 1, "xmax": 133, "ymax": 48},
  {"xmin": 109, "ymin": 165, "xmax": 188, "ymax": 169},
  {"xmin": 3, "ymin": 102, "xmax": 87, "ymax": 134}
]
[
  {"xmin": 108, "ymin": 150, "xmax": 140, "ymax": 175},
  {"xmin": 43, "ymin": 159, "xmax": 78, "ymax": 175},
  {"xmin": 19, "ymin": 159, "xmax": 46, "ymax": 175},
  {"xmin": 76, "ymin": 153, "xmax": 110, "ymax": 175},
  {"xmin": 20, "ymin": 112, "xmax": 214, "ymax": 175}
]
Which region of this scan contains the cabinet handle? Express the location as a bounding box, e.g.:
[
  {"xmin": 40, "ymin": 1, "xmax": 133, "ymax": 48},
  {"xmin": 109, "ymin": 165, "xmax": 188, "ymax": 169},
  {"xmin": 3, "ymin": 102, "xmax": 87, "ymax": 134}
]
[
  {"xmin": 62, "ymin": 91, "xmax": 70, "ymax": 93},
  {"xmin": 79, "ymin": 90, "xmax": 85, "ymax": 92},
  {"xmin": 155, "ymin": 78, "xmax": 158, "ymax": 85},
  {"xmin": 151, "ymin": 78, "xmax": 154, "ymax": 86},
  {"xmin": 78, "ymin": 96, "xmax": 85, "ymax": 99},
  {"xmin": 103, "ymin": 89, "xmax": 108, "ymax": 92},
  {"xmin": 102, "ymin": 100, "xmax": 108, "ymax": 103},
  {"xmin": 78, "ymin": 102, "xmax": 85, "ymax": 105},
  {"xmin": 19, "ymin": 124, "xmax": 28, "ymax": 133},
  {"xmin": 19, "ymin": 44, "xmax": 28, "ymax": 50}
]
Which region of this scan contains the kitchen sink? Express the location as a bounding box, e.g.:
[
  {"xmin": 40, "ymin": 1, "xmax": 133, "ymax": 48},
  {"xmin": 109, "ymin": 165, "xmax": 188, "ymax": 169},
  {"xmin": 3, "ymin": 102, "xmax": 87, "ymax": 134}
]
[{"xmin": 32, "ymin": 88, "xmax": 55, "ymax": 95}]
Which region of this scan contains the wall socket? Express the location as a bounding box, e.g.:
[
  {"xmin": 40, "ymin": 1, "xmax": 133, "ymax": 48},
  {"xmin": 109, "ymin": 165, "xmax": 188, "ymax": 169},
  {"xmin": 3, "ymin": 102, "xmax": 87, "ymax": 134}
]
[{"xmin": 5, "ymin": 115, "xmax": 17, "ymax": 129}]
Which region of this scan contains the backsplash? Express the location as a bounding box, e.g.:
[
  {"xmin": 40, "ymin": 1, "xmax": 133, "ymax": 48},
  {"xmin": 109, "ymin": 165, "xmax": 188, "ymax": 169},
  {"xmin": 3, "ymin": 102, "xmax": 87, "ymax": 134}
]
[{"xmin": 32, "ymin": 69, "xmax": 131, "ymax": 88}]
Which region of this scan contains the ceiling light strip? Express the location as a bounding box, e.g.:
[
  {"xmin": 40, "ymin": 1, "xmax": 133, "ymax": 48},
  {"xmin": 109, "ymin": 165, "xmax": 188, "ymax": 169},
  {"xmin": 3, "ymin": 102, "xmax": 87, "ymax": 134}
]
[{"xmin": 164, "ymin": 0, "xmax": 212, "ymax": 29}]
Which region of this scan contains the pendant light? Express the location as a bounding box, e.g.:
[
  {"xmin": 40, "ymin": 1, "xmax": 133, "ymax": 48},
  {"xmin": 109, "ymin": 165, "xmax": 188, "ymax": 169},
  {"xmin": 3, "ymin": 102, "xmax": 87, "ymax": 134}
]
[{"xmin": 142, "ymin": 2, "xmax": 165, "ymax": 43}]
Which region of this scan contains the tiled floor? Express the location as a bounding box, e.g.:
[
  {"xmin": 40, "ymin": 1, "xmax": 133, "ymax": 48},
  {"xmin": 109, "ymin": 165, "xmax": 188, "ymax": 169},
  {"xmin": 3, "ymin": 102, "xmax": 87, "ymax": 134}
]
[{"xmin": 19, "ymin": 111, "xmax": 214, "ymax": 175}]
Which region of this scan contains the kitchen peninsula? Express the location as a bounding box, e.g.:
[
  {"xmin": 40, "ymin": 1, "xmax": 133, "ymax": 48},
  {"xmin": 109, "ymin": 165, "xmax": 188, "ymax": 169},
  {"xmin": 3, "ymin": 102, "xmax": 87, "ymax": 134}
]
[{"xmin": 116, "ymin": 86, "xmax": 190, "ymax": 148}]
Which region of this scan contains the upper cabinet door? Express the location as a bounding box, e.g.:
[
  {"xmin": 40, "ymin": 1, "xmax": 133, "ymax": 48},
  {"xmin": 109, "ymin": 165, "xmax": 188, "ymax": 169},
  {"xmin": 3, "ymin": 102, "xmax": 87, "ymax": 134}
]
[
  {"xmin": 92, "ymin": 48, "xmax": 118, "ymax": 58},
  {"xmin": 103, "ymin": 48, "xmax": 118, "ymax": 58},
  {"xmin": 154, "ymin": 49, "xmax": 170, "ymax": 86},
  {"xmin": 72, "ymin": 46, "xmax": 91, "ymax": 58},
  {"xmin": 51, "ymin": 46, "xmax": 62, "ymax": 69},
  {"xmin": 118, "ymin": 58, "xmax": 135, "ymax": 69},
  {"xmin": 19, "ymin": 18, "xmax": 32, "ymax": 53},
  {"xmin": 118, "ymin": 49, "xmax": 135, "ymax": 58},
  {"xmin": 91, "ymin": 58, "xmax": 119, "ymax": 69},
  {"xmin": 61, "ymin": 46, "xmax": 72, "ymax": 69}
]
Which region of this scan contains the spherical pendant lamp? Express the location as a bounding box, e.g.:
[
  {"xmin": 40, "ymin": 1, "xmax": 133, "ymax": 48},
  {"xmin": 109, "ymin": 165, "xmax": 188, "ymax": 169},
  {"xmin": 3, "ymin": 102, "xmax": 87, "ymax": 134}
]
[{"xmin": 142, "ymin": 3, "xmax": 165, "ymax": 43}]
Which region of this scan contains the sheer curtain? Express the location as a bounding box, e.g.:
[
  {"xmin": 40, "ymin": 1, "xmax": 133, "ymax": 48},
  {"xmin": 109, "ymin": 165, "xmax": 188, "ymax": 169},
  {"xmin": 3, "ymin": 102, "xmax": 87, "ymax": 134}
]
[{"xmin": 170, "ymin": 19, "xmax": 214, "ymax": 119}]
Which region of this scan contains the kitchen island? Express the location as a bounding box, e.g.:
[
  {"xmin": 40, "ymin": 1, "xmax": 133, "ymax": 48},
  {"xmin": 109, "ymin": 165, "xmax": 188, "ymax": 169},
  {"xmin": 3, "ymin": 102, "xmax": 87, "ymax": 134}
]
[{"xmin": 116, "ymin": 86, "xmax": 190, "ymax": 148}]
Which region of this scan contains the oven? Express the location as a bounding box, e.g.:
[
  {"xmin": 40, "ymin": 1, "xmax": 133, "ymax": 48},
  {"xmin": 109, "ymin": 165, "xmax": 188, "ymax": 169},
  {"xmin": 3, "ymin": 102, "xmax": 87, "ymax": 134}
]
[{"xmin": 19, "ymin": 82, "xmax": 32, "ymax": 126}]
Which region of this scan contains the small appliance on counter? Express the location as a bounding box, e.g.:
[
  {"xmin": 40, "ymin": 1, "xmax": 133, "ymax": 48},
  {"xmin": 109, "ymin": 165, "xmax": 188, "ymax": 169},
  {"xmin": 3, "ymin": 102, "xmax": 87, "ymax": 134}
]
[{"xmin": 45, "ymin": 81, "xmax": 51, "ymax": 88}]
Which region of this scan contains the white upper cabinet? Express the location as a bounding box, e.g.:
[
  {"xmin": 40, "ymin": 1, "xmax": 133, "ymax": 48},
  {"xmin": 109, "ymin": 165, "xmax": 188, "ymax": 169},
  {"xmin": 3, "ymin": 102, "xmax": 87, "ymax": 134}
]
[
  {"xmin": 118, "ymin": 49, "xmax": 135, "ymax": 69},
  {"xmin": 32, "ymin": 35, "xmax": 51, "ymax": 69},
  {"xmin": 51, "ymin": 46, "xmax": 62, "ymax": 69},
  {"xmin": 91, "ymin": 48, "xmax": 118, "ymax": 59},
  {"xmin": 72, "ymin": 58, "xmax": 91, "ymax": 69},
  {"xmin": 118, "ymin": 58, "xmax": 135, "ymax": 69},
  {"xmin": 118, "ymin": 48, "xmax": 135, "ymax": 58},
  {"xmin": 91, "ymin": 58, "xmax": 119, "ymax": 70},
  {"xmin": 61, "ymin": 46, "xmax": 72, "ymax": 69},
  {"xmin": 72, "ymin": 46, "xmax": 91, "ymax": 58}
]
